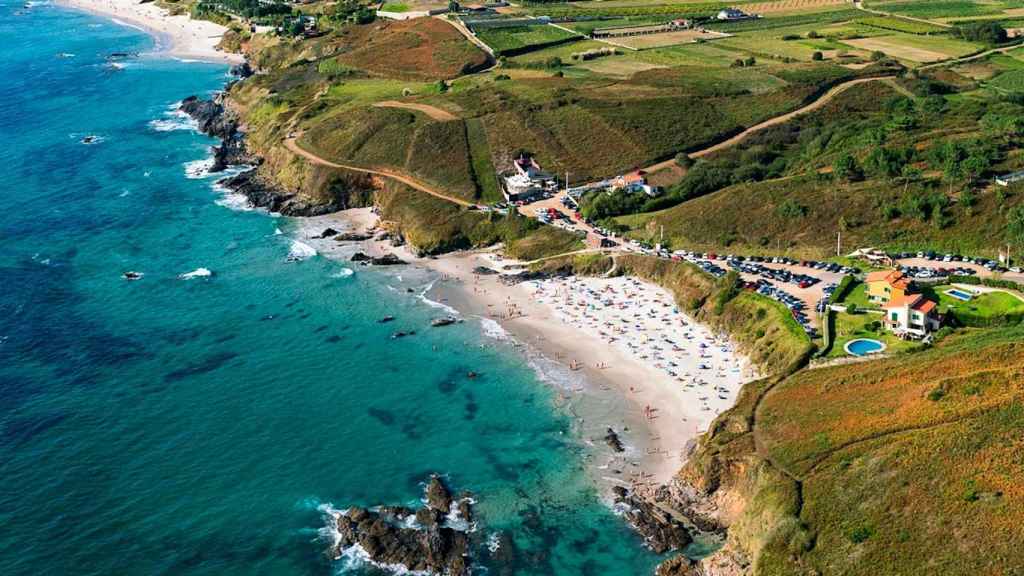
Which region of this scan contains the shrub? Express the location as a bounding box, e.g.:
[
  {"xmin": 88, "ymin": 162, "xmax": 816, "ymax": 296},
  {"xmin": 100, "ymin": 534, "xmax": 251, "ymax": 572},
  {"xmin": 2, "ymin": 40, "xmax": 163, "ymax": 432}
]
[
  {"xmin": 675, "ymin": 153, "xmax": 694, "ymax": 169},
  {"xmin": 811, "ymin": 51, "xmax": 824, "ymax": 61},
  {"xmin": 848, "ymin": 525, "xmax": 873, "ymax": 543},
  {"xmin": 807, "ymin": 30, "xmax": 820, "ymax": 39},
  {"xmin": 871, "ymin": 50, "xmax": 886, "ymax": 61},
  {"xmin": 776, "ymin": 199, "xmax": 808, "ymax": 219},
  {"xmin": 952, "ymin": 21, "xmax": 1008, "ymax": 45}
]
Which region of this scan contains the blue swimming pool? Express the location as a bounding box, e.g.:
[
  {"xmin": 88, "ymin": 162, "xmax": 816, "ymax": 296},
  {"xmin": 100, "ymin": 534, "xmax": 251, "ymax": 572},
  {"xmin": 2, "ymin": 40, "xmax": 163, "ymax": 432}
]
[
  {"xmin": 846, "ymin": 338, "xmax": 886, "ymax": 356},
  {"xmin": 946, "ymin": 288, "xmax": 974, "ymax": 302}
]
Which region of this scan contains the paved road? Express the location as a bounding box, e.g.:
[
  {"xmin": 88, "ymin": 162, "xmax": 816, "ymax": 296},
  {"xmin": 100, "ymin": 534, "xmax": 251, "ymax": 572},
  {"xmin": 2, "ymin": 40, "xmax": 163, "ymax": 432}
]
[{"xmin": 284, "ymin": 136, "xmax": 480, "ymax": 208}]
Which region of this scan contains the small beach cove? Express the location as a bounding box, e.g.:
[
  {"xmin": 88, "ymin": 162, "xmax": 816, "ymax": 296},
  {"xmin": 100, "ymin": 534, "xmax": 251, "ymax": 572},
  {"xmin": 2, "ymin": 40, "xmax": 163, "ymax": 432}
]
[{"xmin": 293, "ymin": 209, "xmax": 760, "ymax": 491}]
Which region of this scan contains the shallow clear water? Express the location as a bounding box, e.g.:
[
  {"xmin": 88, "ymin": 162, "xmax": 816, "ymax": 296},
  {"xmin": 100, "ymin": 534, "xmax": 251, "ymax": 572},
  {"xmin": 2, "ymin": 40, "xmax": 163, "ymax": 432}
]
[
  {"xmin": 0, "ymin": 3, "xmax": 660, "ymax": 575},
  {"xmin": 846, "ymin": 338, "xmax": 884, "ymax": 356}
]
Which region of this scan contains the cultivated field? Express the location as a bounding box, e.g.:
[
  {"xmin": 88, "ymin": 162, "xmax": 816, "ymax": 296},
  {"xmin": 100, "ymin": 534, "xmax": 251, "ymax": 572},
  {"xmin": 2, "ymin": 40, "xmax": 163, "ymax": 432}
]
[
  {"xmin": 844, "ymin": 34, "xmax": 980, "ymax": 63},
  {"xmin": 475, "ymin": 24, "xmax": 582, "ymax": 55},
  {"xmin": 333, "ymin": 18, "xmax": 490, "ymax": 79},
  {"xmin": 609, "ymin": 29, "xmax": 728, "ymax": 49}
]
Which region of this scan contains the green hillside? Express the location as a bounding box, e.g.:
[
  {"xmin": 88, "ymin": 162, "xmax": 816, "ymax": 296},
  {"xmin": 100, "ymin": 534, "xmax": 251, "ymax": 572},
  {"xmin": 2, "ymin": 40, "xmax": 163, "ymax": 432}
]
[{"xmin": 677, "ymin": 326, "xmax": 1024, "ymax": 575}]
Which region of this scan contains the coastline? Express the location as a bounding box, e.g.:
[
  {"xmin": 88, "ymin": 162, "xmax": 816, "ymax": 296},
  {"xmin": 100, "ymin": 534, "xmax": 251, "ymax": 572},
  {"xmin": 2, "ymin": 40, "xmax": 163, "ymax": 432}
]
[
  {"xmin": 292, "ymin": 210, "xmax": 759, "ymax": 490},
  {"xmin": 56, "ymin": 0, "xmax": 244, "ymax": 64}
]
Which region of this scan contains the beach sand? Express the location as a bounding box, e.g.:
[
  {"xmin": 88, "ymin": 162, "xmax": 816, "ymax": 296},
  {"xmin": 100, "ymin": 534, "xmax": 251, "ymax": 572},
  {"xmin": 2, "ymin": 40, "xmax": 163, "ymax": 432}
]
[
  {"xmin": 57, "ymin": 0, "xmax": 244, "ymax": 63},
  {"xmin": 295, "ymin": 209, "xmax": 759, "ymax": 490}
]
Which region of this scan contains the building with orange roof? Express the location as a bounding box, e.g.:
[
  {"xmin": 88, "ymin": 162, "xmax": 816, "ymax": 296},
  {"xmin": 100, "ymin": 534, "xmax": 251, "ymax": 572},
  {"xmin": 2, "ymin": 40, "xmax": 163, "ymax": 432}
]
[
  {"xmin": 883, "ymin": 293, "xmax": 941, "ymax": 338},
  {"xmin": 866, "ymin": 269, "xmax": 912, "ymax": 305}
]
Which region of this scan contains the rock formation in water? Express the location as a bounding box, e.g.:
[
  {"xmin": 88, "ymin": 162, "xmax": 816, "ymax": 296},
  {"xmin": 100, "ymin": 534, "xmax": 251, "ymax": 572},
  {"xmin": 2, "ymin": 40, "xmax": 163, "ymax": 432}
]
[{"xmin": 329, "ymin": 475, "xmax": 474, "ymax": 575}]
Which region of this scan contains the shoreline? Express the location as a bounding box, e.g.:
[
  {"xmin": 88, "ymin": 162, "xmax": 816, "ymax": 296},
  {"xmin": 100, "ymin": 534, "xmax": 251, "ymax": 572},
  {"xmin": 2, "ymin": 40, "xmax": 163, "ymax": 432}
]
[
  {"xmin": 56, "ymin": 0, "xmax": 244, "ymax": 64},
  {"xmin": 291, "ymin": 209, "xmax": 759, "ymax": 490}
]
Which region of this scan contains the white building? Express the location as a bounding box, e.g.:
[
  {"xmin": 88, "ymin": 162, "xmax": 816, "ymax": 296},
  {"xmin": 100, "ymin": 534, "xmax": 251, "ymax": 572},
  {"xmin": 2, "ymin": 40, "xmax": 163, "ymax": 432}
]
[{"xmin": 883, "ymin": 293, "xmax": 941, "ymax": 338}]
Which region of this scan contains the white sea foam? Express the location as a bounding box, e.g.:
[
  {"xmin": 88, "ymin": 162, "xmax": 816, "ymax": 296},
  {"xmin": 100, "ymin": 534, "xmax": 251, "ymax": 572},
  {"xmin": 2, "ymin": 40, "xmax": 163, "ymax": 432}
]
[
  {"xmin": 178, "ymin": 267, "xmax": 212, "ymax": 280},
  {"xmin": 211, "ymin": 180, "xmax": 253, "ymax": 212},
  {"xmin": 274, "ymin": 227, "xmax": 283, "ymax": 236},
  {"xmin": 332, "ymin": 268, "xmax": 355, "ymax": 279},
  {"xmin": 184, "ymin": 157, "xmax": 215, "ymax": 179},
  {"xmin": 486, "ymin": 533, "xmax": 501, "ymax": 554},
  {"xmin": 287, "ymin": 240, "xmax": 317, "ymax": 262},
  {"xmin": 417, "ymin": 279, "xmax": 460, "ymax": 316},
  {"xmin": 149, "ymin": 113, "xmax": 196, "ymax": 132},
  {"xmin": 479, "ymin": 317, "xmax": 509, "ymax": 341}
]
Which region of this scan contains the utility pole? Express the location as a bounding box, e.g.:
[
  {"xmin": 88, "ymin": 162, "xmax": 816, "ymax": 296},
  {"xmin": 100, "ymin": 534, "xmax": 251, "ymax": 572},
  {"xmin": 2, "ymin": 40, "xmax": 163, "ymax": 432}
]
[{"xmin": 836, "ymin": 230, "xmax": 841, "ymax": 257}]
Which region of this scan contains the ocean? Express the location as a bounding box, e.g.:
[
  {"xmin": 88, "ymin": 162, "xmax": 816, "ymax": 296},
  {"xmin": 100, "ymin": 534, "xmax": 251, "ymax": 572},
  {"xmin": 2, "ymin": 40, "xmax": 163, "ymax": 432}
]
[{"xmin": 0, "ymin": 2, "xmax": 662, "ymax": 574}]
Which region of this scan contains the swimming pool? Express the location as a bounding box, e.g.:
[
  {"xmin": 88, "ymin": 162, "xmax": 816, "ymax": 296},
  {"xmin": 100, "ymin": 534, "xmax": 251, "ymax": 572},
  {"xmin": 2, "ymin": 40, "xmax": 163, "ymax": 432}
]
[
  {"xmin": 946, "ymin": 288, "xmax": 974, "ymax": 302},
  {"xmin": 845, "ymin": 338, "xmax": 886, "ymax": 356}
]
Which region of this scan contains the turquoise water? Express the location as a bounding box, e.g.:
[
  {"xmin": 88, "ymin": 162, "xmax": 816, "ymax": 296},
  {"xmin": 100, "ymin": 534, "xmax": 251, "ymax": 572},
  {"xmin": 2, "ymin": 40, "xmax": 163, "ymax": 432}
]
[
  {"xmin": 0, "ymin": 3, "xmax": 660, "ymax": 575},
  {"xmin": 846, "ymin": 338, "xmax": 884, "ymax": 356},
  {"xmin": 946, "ymin": 289, "xmax": 973, "ymax": 302}
]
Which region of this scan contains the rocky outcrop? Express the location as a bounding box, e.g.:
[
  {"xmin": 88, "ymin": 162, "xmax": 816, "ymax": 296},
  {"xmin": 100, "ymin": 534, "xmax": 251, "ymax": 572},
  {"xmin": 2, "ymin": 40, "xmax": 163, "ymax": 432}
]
[
  {"xmin": 336, "ymin": 232, "xmax": 373, "ymax": 242},
  {"xmin": 613, "ymin": 484, "xmax": 693, "ymax": 555},
  {"xmin": 179, "ymin": 94, "xmax": 257, "ymax": 171},
  {"xmin": 180, "ymin": 94, "xmax": 236, "ymax": 140},
  {"xmin": 328, "ymin": 475, "xmax": 473, "ymax": 575},
  {"xmin": 229, "ymin": 61, "xmax": 253, "ymax": 79},
  {"xmin": 604, "ymin": 427, "xmax": 625, "ymax": 453},
  {"xmin": 350, "ymin": 252, "xmax": 406, "ymax": 266}
]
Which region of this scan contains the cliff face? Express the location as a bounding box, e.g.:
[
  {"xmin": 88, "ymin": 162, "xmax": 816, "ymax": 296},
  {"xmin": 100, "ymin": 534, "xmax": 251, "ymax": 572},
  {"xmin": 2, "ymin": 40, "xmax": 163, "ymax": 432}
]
[{"xmin": 660, "ymin": 327, "xmax": 1024, "ymax": 576}]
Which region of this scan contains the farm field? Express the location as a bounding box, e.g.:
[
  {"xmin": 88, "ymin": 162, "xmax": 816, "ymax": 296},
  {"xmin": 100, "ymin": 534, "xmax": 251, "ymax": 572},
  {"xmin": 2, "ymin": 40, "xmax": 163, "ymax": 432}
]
[
  {"xmin": 856, "ymin": 15, "xmax": 947, "ymax": 34},
  {"xmin": 843, "ymin": 34, "xmax": 982, "ymax": 63},
  {"xmin": 987, "ymin": 66, "xmax": 1024, "ymax": 90},
  {"xmin": 871, "ymin": 0, "xmax": 1007, "ymax": 20},
  {"xmin": 475, "ymin": 24, "xmax": 582, "ymax": 55},
  {"xmin": 332, "ymin": 18, "xmax": 490, "ymax": 80},
  {"xmin": 609, "ymin": 29, "xmax": 728, "ymax": 49},
  {"xmin": 742, "ymin": 0, "xmax": 851, "ymax": 14}
]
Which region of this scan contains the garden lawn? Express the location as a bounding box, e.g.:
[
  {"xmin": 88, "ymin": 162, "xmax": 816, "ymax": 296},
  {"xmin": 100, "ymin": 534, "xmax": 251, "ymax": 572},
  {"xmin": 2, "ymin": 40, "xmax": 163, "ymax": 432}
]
[
  {"xmin": 922, "ymin": 284, "xmax": 1024, "ymax": 324},
  {"xmin": 827, "ymin": 310, "xmax": 918, "ymax": 358}
]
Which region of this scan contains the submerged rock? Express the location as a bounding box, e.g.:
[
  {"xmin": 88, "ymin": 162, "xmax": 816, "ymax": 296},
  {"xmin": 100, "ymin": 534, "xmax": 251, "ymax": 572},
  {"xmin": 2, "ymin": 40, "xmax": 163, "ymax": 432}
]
[
  {"xmin": 604, "ymin": 427, "xmax": 625, "ymax": 453},
  {"xmin": 328, "ymin": 475, "xmax": 473, "ymax": 576}
]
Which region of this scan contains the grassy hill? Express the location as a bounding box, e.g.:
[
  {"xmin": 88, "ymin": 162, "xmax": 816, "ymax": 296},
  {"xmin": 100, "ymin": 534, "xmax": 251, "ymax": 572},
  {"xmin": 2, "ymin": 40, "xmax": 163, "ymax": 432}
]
[
  {"xmin": 677, "ymin": 325, "xmax": 1024, "ymax": 575},
  {"xmin": 615, "ymin": 68, "xmax": 1024, "ymax": 259}
]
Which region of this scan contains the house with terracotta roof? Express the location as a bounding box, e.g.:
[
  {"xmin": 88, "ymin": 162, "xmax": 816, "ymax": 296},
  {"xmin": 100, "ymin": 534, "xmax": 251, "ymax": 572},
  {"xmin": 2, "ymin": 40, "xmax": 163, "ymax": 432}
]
[
  {"xmin": 883, "ymin": 293, "xmax": 940, "ymax": 338},
  {"xmin": 865, "ymin": 270, "xmax": 912, "ymax": 305}
]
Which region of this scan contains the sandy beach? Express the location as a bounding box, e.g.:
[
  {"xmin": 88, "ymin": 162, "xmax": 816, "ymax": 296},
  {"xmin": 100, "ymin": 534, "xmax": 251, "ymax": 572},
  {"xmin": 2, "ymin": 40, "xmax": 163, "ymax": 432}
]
[
  {"xmin": 57, "ymin": 0, "xmax": 244, "ymax": 63},
  {"xmin": 294, "ymin": 209, "xmax": 759, "ymax": 489}
]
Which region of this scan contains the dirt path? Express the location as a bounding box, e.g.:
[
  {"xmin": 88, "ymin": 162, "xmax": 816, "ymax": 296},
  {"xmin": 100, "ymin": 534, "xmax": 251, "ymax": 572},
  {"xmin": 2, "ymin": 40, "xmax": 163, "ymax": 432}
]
[
  {"xmin": 853, "ymin": 0, "xmax": 953, "ymax": 29},
  {"xmin": 644, "ymin": 76, "xmax": 894, "ymax": 173},
  {"xmin": 373, "ymin": 100, "xmax": 459, "ymax": 121},
  {"xmin": 284, "ymin": 136, "xmax": 479, "ymax": 208}
]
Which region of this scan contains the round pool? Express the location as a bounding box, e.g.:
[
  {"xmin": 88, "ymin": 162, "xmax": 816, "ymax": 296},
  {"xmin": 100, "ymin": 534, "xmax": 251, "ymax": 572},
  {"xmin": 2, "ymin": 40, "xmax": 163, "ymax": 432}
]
[{"xmin": 845, "ymin": 338, "xmax": 886, "ymax": 356}]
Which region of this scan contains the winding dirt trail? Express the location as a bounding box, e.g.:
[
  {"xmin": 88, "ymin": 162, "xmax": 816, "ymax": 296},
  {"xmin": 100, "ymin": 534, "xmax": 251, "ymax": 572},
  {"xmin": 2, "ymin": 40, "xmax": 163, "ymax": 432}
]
[
  {"xmin": 284, "ymin": 136, "xmax": 479, "ymax": 208},
  {"xmin": 372, "ymin": 101, "xmax": 459, "ymax": 121},
  {"xmin": 643, "ymin": 75, "xmax": 894, "ymax": 173}
]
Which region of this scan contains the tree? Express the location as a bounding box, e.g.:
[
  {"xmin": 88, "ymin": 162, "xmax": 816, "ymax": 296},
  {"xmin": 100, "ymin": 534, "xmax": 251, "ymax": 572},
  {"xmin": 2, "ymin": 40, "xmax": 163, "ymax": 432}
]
[
  {"xmin": 871, "ymin": 50, "xmax": 886, "ymax": 61},
  {"xmin": 953, "ymin": 22, "xmax": 1008, "ymax": 45},
  {"xmin": 811, "ymin": 51, "xmax": 824, "ymax": 61},
  {"xmin": 744, "ymin": 56, "xmax": 756, "ymax": 66},
  {"xmin": 675, "ymin": 153, "xmax": 694, "ymax": 169},
  {"xmin": 832, "ymin": 153, "xmax": 862, "ymax": 182},
  {"xmin": 1007, "ymin": 205, "xmax": 1024, "ymax": 253}
]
